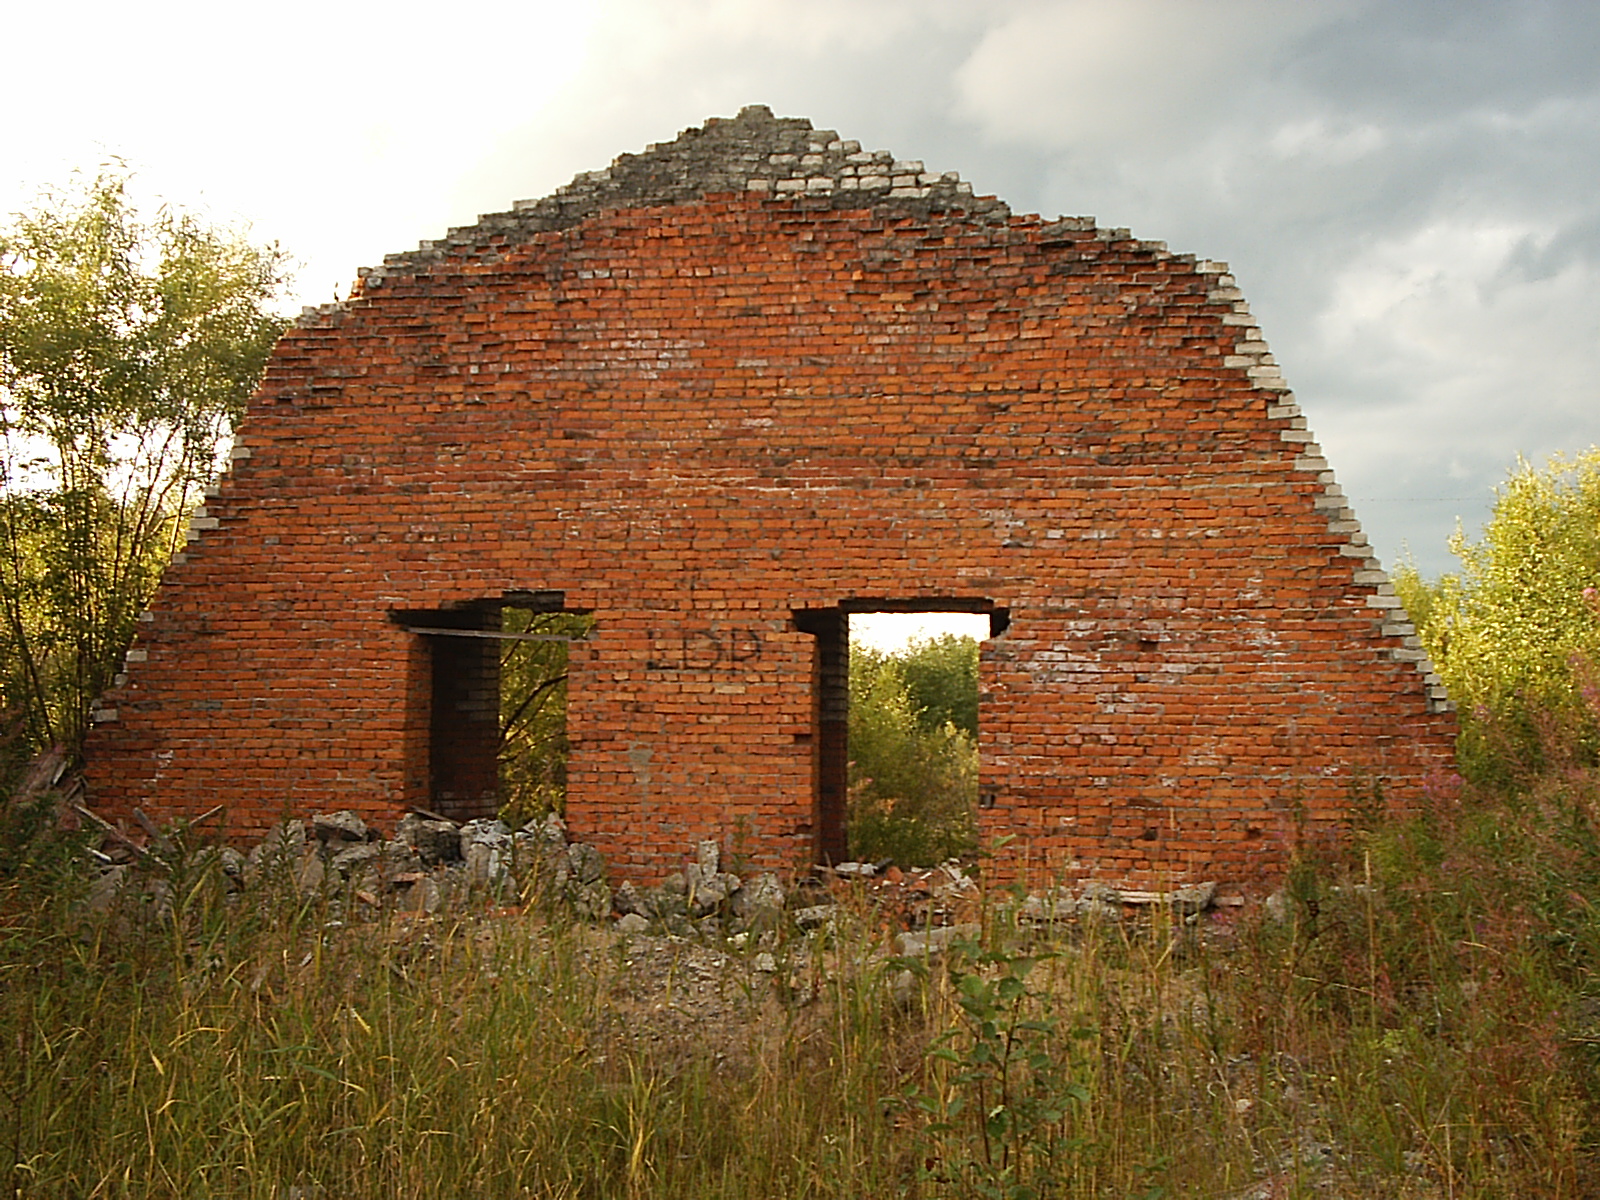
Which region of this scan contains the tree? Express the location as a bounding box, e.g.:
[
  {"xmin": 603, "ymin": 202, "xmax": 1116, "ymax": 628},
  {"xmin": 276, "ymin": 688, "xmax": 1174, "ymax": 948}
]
[
  {"xmin": 896, "ymin": 632, "xmax": 979, "ymax": 739},
  {"xmin": 1396, "ymin": 448, "xmax": 1600, "ymax": 780},
  {"xmin": 0, "ymin": 169, "xmax": 289, "ymax": 760}
]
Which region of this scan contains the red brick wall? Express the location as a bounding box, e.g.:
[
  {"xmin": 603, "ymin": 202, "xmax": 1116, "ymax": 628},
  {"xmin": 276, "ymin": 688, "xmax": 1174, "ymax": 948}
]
[{"xmin": 83, "ymin": 114, "xmax": 1455, "ymax": 887}]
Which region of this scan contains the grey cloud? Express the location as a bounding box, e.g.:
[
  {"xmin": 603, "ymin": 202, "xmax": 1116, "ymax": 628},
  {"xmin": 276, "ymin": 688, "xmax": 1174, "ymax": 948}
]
[
  {"xmin": 951, "ymin": 0, "xmax": 1357, "ymax": 151},
  {"xmin": 1502, "ymin": 208, "xmax": 1600, "ymax": 282},
  {"xmin": 1286, "ymin": 1, "xmax": 1600, "ymax": 122}
]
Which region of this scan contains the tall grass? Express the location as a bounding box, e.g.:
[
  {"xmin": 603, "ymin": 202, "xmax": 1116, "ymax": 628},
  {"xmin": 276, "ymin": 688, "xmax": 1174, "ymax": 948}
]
[
  {"xmin": 4, "ymin": 751, "xmax": 1598, "ymax": 1195},
  {"xmin": 0, "ymin": 848, "xmax": 921, "ymax": 1198}
]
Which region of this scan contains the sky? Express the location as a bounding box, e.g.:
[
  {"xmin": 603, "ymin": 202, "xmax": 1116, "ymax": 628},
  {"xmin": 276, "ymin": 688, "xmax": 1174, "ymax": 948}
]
[{"xmin": 6, "ymin": 0, "xmax": 1598, "ymax": 588}]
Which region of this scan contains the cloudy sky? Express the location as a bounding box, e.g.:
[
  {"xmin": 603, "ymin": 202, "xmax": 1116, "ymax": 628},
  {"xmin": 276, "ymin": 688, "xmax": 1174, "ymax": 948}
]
[{"xmin": 6, "ymin": 0, "xmax": 1597, "ymax": 582}]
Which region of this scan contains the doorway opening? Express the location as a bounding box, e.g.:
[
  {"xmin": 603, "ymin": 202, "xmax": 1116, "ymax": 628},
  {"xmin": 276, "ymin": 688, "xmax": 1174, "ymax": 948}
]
[
  {"xmin": 793, "ymin": 600, "xmax": 1007, "ymax": 866},
  {"xmin": 396, "ymin": 593, "xmax": 592, "ymax": 824}
]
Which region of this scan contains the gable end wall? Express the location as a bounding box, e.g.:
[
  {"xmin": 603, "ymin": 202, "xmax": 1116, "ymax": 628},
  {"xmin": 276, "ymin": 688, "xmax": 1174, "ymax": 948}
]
[{"xmin": 83, "ymin": 109, "xmax": 1455, "ymax": 886}]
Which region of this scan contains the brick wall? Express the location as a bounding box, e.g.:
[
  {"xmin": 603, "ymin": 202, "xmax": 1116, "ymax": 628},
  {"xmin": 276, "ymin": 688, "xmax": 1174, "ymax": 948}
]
[{"xmin": 83, "ymin": 107, "xmax": 1456, "ymax": 887}]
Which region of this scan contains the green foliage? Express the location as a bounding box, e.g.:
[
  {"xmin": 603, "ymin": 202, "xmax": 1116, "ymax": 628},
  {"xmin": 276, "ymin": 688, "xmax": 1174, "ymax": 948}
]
[
  {"xmin": 498, "ymin": 609, "xmax": 594, "ymax": 825},
  {"xmin": 0, "ymin": 856, "xmax": 920, "ymax": 1199},
  {"xmin": 0, "ymin": 786, "xmax": 84, "ymax": 893},
  {"xmin": 1396, "ymin": 448, "xmax": 1600, "ymax": 779},
  {"xmin": 0, "ymin": 168, "xmax": 289, "ymax": 755},
  {"xmin": 907, "ymin": 937, "xmax": 1094, "ymax": 1199},
  {"xmin": 848, "ymin": 636, "xmax": 979, "ymax": 864},
  {"xmin": 898, "ymin": 632, "xmax": 980, "ymax": 738}
]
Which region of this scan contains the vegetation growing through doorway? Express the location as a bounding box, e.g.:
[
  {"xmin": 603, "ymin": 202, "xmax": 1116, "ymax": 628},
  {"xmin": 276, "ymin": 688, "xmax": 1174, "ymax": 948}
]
[
  {"xmin": 847, "ymin": 634, "xmax": 979, "ymax": 865},
  {"xmin": 498, "ymin": 608, "xmax": 594, "ymax": 825}
]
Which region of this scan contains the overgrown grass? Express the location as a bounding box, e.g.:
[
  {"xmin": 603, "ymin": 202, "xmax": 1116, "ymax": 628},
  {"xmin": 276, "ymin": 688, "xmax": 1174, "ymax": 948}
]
[{"xmin": 4, "ymin": 760, "xmax": 1599, "ymax": 1196}]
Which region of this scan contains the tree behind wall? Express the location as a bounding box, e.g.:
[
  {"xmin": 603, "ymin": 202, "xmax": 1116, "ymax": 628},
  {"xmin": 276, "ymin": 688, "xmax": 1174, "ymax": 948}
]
[
  {"xmin": 0, "ymin": 170, "xmax": 288, "ymax": 761},
  {"xmin": 1396, "ymin": 448, "xmax": 1600, "ymax": 782}
]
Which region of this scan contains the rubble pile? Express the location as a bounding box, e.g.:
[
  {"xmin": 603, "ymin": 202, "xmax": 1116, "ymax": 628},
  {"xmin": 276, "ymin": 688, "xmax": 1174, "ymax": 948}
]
[
  {"xmin": 81, "ymin": 806, "xmax": 1224, "ymax": 938},
  {"xmin": 222, "ymin": 809, "xmax": 621, "ymax": 919}
]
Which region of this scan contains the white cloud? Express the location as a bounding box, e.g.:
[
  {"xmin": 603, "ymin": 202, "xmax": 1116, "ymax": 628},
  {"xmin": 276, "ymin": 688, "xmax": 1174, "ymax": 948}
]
[
  {"xmin": 4, "ymin": 0, "xmax": 600, "ymax": 307},
  {"xmin": 453, "ymin": 0, "xmax": 988, "ymax": 223},
  {"xmin": 1267, "ymin": 118, "xmax": 1388, "ymax": 164}
]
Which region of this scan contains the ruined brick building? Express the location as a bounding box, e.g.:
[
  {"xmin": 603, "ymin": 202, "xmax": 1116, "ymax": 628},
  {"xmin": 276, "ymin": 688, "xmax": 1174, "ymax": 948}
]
[{"xmin": 84, "ymin": 106, "xmax": 1455, "ymax": 885}]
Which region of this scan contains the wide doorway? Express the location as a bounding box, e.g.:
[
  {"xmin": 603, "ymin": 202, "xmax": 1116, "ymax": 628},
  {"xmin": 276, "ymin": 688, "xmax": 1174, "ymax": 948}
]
[{"xmin": 793, "ymin": 600, "xmax": 1006, "ymax": 866}]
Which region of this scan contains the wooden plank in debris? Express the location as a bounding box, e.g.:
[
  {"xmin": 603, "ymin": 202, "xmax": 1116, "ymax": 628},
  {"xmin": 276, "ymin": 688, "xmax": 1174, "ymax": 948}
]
[
  {"xmin": 15, "ymin": 745, "xmax": 68, "ymax": 803},
  {"xmin": 133, "ymin": 808, "xmax": 175, "ymax": 854},
  {"xmin": 72, "ymin": 804, "xmax": 150, "ymax": 859}
]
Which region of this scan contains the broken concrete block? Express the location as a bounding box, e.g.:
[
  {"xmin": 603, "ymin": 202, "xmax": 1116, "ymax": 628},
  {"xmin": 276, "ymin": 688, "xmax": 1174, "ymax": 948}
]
[
  {"xmin": 460, "ymin": 818, "xmax": 513, "ymax": 894},
  {"xmin": 895, "ymin": 923, "xmax": 981, "ymax": 957},
  {"xmin": 564, "ymin": 842, "xmax": 606, "ymax": 886},
  {"xmin": 397, "ymin": 813, "xmax": 461, "ymax": 865},
  {"xmin": 313, "ymin": 810, "xmax": 371, "ymax": 844},
  {"xmin": 330, "ymin": 842, "xmax": 382, "ymax": 877},
  {"xmin": 1170, "ymin": 881, "xmax": 1218, "ymax": 915},
  {"xmin": 730, "ymin": 872, "xmax": 785, "ymax": 925}
]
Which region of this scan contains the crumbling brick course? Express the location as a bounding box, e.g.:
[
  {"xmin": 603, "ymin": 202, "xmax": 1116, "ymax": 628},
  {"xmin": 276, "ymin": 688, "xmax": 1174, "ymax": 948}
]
[{"xmin": 84, "ymin": 106, "xmax": 1455, "ymax": 887}]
